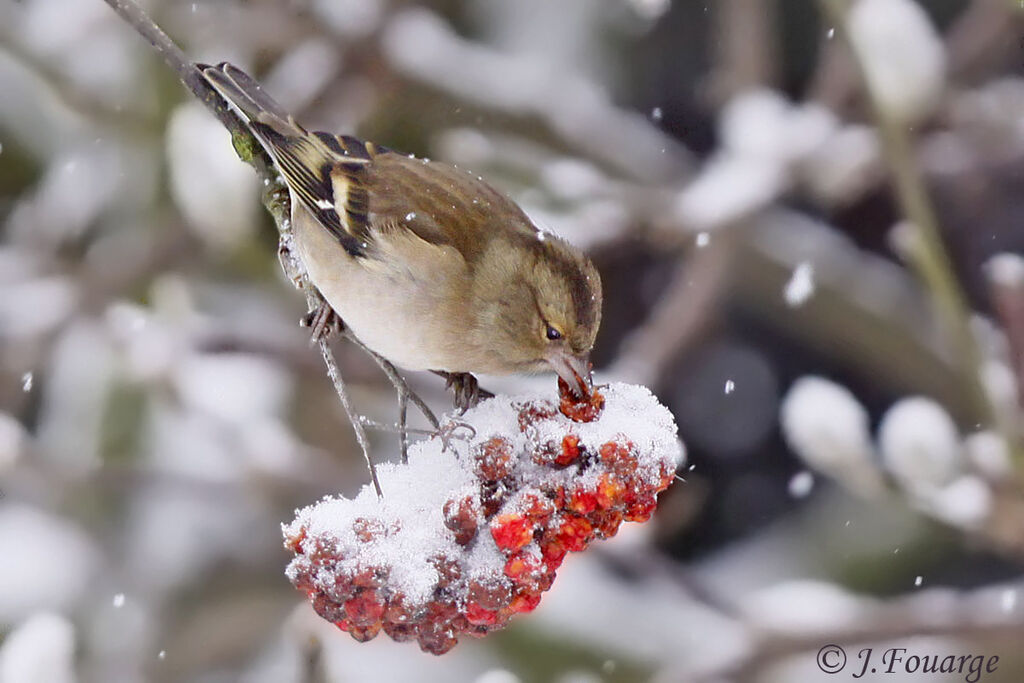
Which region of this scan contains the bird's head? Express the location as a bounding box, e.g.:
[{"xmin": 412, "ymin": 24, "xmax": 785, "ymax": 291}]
[{"xmin": 469, "ymin": 234, "xmax": 602, "ymax": 395}]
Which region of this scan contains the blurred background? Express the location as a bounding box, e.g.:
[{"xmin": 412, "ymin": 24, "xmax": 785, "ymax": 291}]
[{"xmin": 2, "ymin": 0, "xmax": 1024, "ymax": 681}]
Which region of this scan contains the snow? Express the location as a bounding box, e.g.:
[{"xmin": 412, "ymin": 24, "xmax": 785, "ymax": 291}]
[
  {"xmin": 878, "ymin": 397, "xmax": 961, "ymax": 489},
  {"xmin": 284, "ymin": 382, "xmax": 684, "ymax": 608},
  {"xmin": 172, "ymin": 352, "xmax": 292, "ymax": 424},
  {"xmin": 474, "ymin": 670, "xmax": 521, "ymax": 683},
  {"xmin": 0, "ymin": 505, "xmax": 99, "ymax": 622},
  {"xmin": 166, "ymin": 103, "xmax": 259, "ymax": 251},
  {"xmin": 743, "ymin": 580, "xmax": 867, "ymax": 636},
  {"xmin": 783, "ymin": 262, "xmax": 814, "ymax": 307},
  {"xmin": 963, "ymin": 431, "xmax": 1013, "ymax": 480},
  {"xmin": 1002, "ymin": 590, "xmax": 1018, "ymax": 614},
  {"xmin": 719, "ymin": 90, "xmax": 836, "ymax": 165},
  {"xmin": 0, "ymin": 276, "xmax": 78, "ymax": 340},
  {"xmin": 674, "ymin": 153, "xmax": 787, "ymax": 231},
  {"xmin": 779, "ymin": 377, "xmax": 881, "ymax": 494},
  {"xmin": 787, "ymin": 471, "xmax": 814, "ymax": 499},
  {"xmin": 918, "ymin": 476, "xmax": 992, "ymax": 530},
  {"xmin": 0, "ymin": 412, "xmax": 26, "ymax": 472},
  {"xmin": 846, "ymin": 0, "xmax": 945, "ymax": 122},
  {"xmin": 0, "ymin": 612, "xmax": 76, "ymax": 683},
  {"xmin": 986, "ymin": 252, "xmax": 1024, "ymax": 288}
]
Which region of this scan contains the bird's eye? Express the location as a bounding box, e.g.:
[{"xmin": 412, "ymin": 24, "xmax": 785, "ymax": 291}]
[{"xmin": 545, "ymin": 325, "xmax": 563, "ymax": 341}]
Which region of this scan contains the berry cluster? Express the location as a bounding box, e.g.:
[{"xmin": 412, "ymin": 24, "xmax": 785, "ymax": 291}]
[{"xmin": 282, "ymin": 382, "xmax": 682, "ymax": 655}]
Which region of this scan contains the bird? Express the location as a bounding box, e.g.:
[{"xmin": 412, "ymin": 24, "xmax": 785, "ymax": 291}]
[{"xmin": 199, "ymin": 63, "xmax": 602, "ymax": 409}]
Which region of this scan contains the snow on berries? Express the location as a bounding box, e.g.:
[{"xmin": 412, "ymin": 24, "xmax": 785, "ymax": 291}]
[{"xmin": 282, "ymin": 382, "xmax": 684, "ymax": 655}]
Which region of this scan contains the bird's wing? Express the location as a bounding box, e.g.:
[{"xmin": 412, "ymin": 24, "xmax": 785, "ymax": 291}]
[
  {"xmin": 361, "ymin": 151, "xmax": 543, "ymax": 263},
  {"xmin": 200, "ymin": 62, "xmax": 377, "ymax": 257}
]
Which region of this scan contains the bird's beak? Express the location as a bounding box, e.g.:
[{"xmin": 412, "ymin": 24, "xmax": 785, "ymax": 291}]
[{"xmin": 548, "ymin": 350, "xmax": 592, "ymax": 398}]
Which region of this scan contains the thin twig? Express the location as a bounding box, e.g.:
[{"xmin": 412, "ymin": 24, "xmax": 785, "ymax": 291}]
[
  {"xmin": 398, "ymin": 390, "xmax": 409, "ymax": 464},
  {"xmin": 819, "ymin": 0, "xmax": 1021, "ymax": 470}
]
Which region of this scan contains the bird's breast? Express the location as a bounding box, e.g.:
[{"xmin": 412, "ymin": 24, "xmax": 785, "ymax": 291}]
[{"xmin": 292, "ymin": 207, "xmax": 469, "ymax": 372}]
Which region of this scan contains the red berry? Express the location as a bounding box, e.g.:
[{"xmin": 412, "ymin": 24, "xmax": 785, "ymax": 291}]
[
  {"xmin": 443, "ymin": 495, "xmax": 480, "ymax": 545},
  {"xmin": 417, "ymin": 626, "xmax": 458, "ymax": 655},
  {"xmin": 557, "ymin": 377, "xmax": 605, "ymax": 422},
  {"xmin": 518, "ymin": 493, "xmax": 555, "ymax": 525},
  {"xmin": 465, "ymin": 602, "xmax": 499, "ymax": 626},
  {"xmin": 428, "ymin": 554, "xmax": 462, "ymax": 590},
  {"xmin": 474, "ymin": 437, "xmax": 514, "ymax": 481},
  {"xmin": 516, "ymin": 401, "xmax": 558, "ymax": 432},
  {"xmin": 556, "ymin": 515, "xmax": 594, "ymax": 552},
  {"xmin": 465, "ymin": 577, "xmax": 512, "ymax": 611},
  {"xmin": 596, "ymin": 473, "xmax": 626, "ymax": 509},
  {"xmin": 539, "ymin": 532, "xmax": 567, "ymax": 571},
  {"xmin": 284, "ymin": 526, "xmax": 306, "ymax": 554},
  {"xmin": 490, "ymin": 513, "xmax": 534, "ymax": 553},
  {"xmin": 625, "ymin": 498, "xmax": 658, "ymax": 523},
  {"xmin": 479, "ymin": 481, "xmax": 509, "ymax": 518},
  {"xmin": 344, "ymin": 589, "xmax": 385, "ymax": 627},
  {"xmin": 348, "ymin": 621, "xmax": 382, "ymax": 642},
  {"xmin": 383, "ymin": 621, "xmax": 418, "ymax": 642},
  {"xmin": 568, "ymin": 487, "xmax": 599, "ymax": 515},
  {"xmin": 509, "ymin": 592, "xmax": 542, "ymax": 614},
  {"xmin": 591, "ymin": 509, "xmax": 625, "ymax": 538},
  {"xmin": 352, "ymin": 517, "xmax": 385, "ymax": 543},
  {"xmin": 312, "ymin": 594, "xmax": 345, "ymax": 622}
]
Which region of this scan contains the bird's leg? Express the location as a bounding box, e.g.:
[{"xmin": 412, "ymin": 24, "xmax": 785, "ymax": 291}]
[
  {"xmin": 339, "ymin": 328, "xmax": 441, "ymax": 432},
  {"xmin": 300, "ymin": 300, "xmax": 344, "ymax": 343},
  {"xmin": 433, "ymin": 371, "xmax": 495, "ymax": 412}
]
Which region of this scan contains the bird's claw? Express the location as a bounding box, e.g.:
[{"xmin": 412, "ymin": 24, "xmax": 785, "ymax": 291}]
[
  {"xmin": 432, "ymin": 419, "xmax": 477, "ymax": 453},
  {"xmin": 438, "ymin": 372, "xmax": 496, "ymax": 412},
  {"xmin": 301, "ymin": 301, "xmax": 344, "ymax": 343}
]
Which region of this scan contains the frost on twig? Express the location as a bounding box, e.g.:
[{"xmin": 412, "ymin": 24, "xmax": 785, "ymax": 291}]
[{"xmin": 282, "ymin": 382, "xmax": 684, "ymax": 654}]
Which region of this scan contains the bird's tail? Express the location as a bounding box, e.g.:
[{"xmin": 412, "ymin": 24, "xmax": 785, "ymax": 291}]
[{"xmin": 199, "ymin": 62, "xmax": 305, "ymax": 139}]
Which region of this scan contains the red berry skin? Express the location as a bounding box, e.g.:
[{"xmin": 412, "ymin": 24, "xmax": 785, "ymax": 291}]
[
  {"xmin": 352, "ymin": 517, "xmax": 385, "ymax": 543},
  {"xmin": 465, "ymin": 602, "xmax": 499, "ymax": 626},
  {"xmin": 490, "ymin": 514, "xmax": 534, "ymax": 553},
  {"xmin": 595, "ymin": 473, "xmax": 626, "ymax": 509},
  {"xmin": 503, "ymin": 552, "xmax": 544, "ymax": 589},
  {"xmin": 557, "ymin": 377, "xmax": 605, "ymax": 422},
  {"xmin": 443, "ymin": 495, "xmax": 480, "ymax": 545},
  {"xmin": 568, "ymin": 487, "xmax": 599, "ymax": 515},
  {"xmin": 466, "ymin": 577, "xmax": 512, "ymax": 611},
  {"xmin": 344, "ymin": 589, "xmax": 385, "ymax": 627},
  {"xmin": 519, "ymin": 493, "xmax": 555, "ymax": 526},
  {"xmin": 591, "ymin": 509, "xmax": 625, "ymax": 539},
  {"xmin": 417, "ymin": 625, "xmax": 458, "ymax": 655},
  {"xmin": 516, "ymin": 401, "xmax": 558, "ymax": 432},
  {"xmin": 556, "ymin": 435, "xmax": 582, "ymax": 467},
  {"xmin": 312, "ymin": 594, "xmax": 345, "ymax": 622},
  {"xmin": 474, "ymin": 437, "xmax": 514, "ymax": 481},
  {"xmin": 625, "ymin": 499, "xmax": 658, "ymax": 523},
  {"xmin": 539, "ymin": 533, "xmax": 567, "ymax": 571},
  {"xmin": 284, "ymin": 526, "xmax": 307, "ymax": 554},
  {"xmin": 348, "ymin": 622, "xmax": 382, "ymax": 642},
  {"xmin": 383, "ymin": 621, "xmax": 418, "ymax": 642},
  {"xmin": 556, "ymin": 515, "xmax": 594, "ymax": 553},
  {"xmin": 509, "ymin": 592, "xmax": 542, "ymax": 614}
]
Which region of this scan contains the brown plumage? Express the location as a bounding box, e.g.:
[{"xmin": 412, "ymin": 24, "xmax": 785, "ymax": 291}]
[{"xmin": 201, "ymin": 62, "xmax": 602, "ymax": 399}]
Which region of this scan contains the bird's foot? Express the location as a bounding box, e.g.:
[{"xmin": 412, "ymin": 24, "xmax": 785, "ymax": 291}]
[
  {"xmin": 432, "ymin": 419, "xmax": 477, "ymax": 453},
  {"xmin": 435, "ymin": 371, "xmax": 495, "ymax": 413},
  {"xmin": 301, "ymin": 301, "xmax": 344, "ymax": 343}
]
